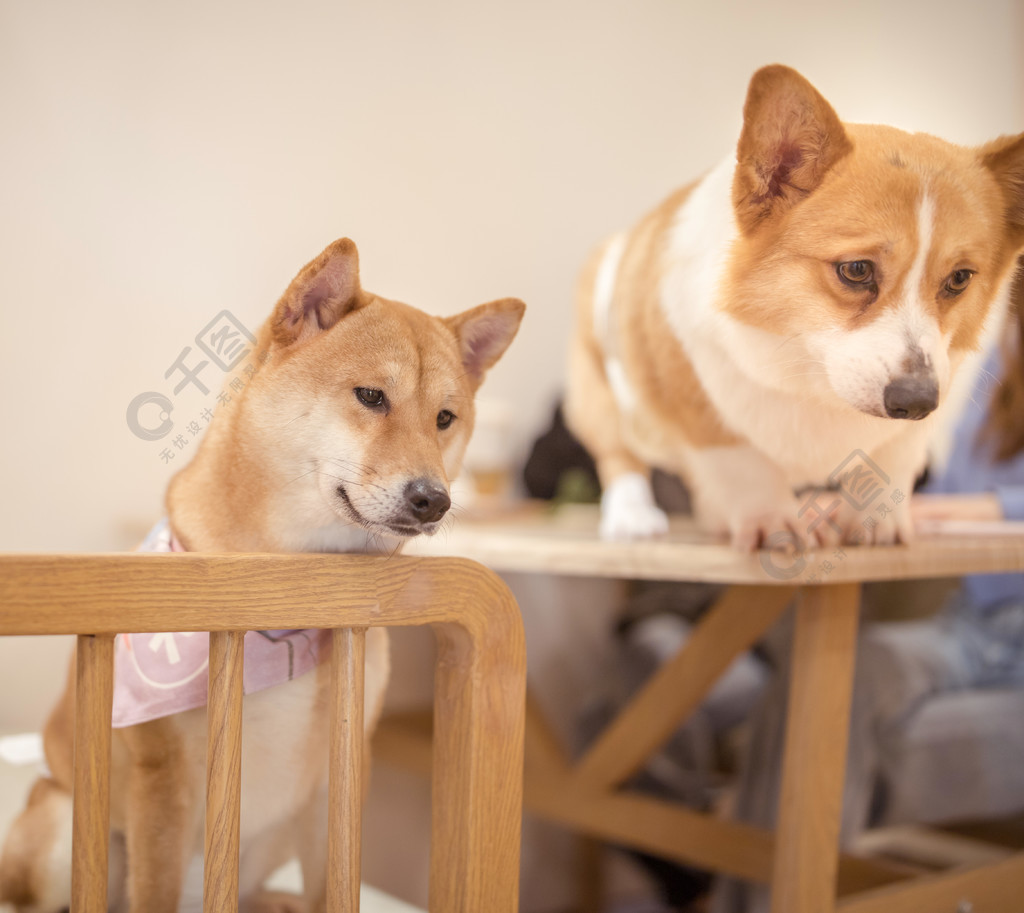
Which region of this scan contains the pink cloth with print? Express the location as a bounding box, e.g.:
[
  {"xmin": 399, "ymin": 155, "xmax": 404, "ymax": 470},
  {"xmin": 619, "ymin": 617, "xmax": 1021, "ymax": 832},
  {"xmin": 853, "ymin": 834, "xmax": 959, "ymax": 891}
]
[{"xmin": 111, "ymin": 519, "xmax": 328, "ymax": 728}]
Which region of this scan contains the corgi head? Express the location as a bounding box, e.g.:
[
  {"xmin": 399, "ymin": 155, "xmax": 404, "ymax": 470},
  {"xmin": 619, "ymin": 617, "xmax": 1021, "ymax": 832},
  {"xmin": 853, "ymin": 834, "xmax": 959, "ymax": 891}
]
[
  {"xmin": 725, "ymin": 65, "xmax": 1024, "ymax": 421},
  {"xmin": 169, "ymin": 239, "xmax": 524, "ymax": 552}
]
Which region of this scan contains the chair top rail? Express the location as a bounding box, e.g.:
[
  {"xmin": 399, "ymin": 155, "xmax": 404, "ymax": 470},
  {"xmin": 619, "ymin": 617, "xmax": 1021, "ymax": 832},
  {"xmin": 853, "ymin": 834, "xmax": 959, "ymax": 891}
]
[{"xmin": 0, "ymin": 553, "xmax": 518, "ymax": 640}]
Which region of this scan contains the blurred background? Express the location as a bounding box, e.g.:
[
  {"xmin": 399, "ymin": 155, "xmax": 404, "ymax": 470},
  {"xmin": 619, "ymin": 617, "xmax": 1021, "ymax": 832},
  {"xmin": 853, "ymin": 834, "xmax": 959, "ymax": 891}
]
[{"xmin": 1, "ymin": 0, "xmax": 1021, "ymax": 909}]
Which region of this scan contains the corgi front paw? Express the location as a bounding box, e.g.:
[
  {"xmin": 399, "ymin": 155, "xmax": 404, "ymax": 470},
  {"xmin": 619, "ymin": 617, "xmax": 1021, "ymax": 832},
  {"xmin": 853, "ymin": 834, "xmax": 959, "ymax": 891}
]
[
  {"xmin": 732, "ymin": 507, "xmax": 808, "ymax": 553},
  {"xmin": 842, "ymin": 499, "xmax": 914, "ymax": 546},
  {"xmin": 600, "ymin": 473, "xmax": 669, "ymax": 540},
  {"xmin": 809, "ymin": 484, "xmax": 914, "ymax": 546},
  {"xmin": 729, "ymin": 497, "xmax": 843, "ymax": 553}
]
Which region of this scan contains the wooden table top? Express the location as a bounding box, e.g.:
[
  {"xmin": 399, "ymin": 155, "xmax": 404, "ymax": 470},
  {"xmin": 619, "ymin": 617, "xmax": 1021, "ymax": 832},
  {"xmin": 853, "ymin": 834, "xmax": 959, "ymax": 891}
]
[{"xmin": 407, "ymin": 502, "xmax": 1024, "ymax": 586}]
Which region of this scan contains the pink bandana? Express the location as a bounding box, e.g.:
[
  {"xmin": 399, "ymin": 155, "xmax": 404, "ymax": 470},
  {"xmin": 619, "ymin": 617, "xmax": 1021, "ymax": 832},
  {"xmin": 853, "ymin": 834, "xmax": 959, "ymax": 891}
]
[{"xmin": 111, "ymin": 520, "xmax": 328, "ymax": 728}]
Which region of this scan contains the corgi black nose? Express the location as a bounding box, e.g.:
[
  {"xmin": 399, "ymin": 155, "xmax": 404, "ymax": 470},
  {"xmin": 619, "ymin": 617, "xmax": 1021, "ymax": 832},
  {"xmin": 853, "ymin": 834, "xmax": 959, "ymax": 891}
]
[
  {"xmin": 884, "ymin": 374, "xmax": 938, "ymax": 420},
  {"xmin": 404, "ymin": 479, "xmax": 451, "ymax": 524}
]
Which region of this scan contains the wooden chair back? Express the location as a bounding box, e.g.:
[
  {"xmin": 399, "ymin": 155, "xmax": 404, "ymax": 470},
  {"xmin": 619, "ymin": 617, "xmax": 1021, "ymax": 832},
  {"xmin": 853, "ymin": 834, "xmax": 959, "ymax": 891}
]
[{"xmin": 0, "ymin": 552, "xmax": 525, "ymax": 913}]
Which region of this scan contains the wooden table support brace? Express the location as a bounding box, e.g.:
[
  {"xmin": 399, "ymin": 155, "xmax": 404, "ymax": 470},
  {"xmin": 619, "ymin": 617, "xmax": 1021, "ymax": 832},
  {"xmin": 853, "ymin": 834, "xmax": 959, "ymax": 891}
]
[
  {"xmin": 836, "ymin": 851, "xmax": 1024, "ymax": 913},
  {"xmin": 573, "ymin": 584, "xmax": 796, "ymax": 792}
]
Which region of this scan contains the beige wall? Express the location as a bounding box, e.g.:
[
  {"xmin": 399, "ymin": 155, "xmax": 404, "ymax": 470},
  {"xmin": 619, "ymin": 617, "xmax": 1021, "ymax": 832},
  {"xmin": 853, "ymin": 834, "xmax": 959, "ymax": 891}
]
[
  {"xmin": 1, "ymin": 2, "xmax": 1021, "ymax": 907},
  {"xmin": 1, "ymin": 0, "xmax": 1021, "ymax": 556},
  {"xmin": 1, "ymin": 0, "xmax": 1021, "ymax": 763}
]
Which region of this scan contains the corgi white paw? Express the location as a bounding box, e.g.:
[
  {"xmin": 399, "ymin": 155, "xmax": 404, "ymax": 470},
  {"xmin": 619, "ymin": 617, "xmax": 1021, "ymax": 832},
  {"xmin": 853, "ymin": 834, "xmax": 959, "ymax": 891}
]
[{"xmin": 600, "ymin": 473, "xmax": 669, "ymax": 540}]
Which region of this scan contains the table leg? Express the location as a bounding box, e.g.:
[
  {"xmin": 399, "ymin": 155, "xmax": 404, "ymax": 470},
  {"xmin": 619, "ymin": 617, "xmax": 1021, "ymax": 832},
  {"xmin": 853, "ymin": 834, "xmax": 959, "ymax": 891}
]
[{"xmin": 770, "ymin": 583, "xmax": 861, "ymax": 913}]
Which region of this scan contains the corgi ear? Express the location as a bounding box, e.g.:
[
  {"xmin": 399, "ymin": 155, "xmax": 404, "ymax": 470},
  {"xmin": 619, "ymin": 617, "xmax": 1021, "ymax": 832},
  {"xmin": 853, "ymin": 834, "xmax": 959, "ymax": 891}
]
[
  {"xmin": 446, "ymin": 298, "xmax": 526, "ymax": 387},
  {"xmin": 271, "ymin": 238, "xmax": 364, "ymax": 347},
  {"xmin": 981, "ymin": 132, "xmax": 1024, "ymax": 246},
  {"xmin": 733, "ymin": 65, "xmax": 852, "ymax": 234}
]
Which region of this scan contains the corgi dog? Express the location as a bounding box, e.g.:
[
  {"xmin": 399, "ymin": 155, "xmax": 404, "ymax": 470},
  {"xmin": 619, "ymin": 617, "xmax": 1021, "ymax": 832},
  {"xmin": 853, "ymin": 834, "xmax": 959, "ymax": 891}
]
[
  {"xmin": 566, "ymin": 65, "xmax": 1024, "ymax": 550},
  {"xmin": 0, "ymin": 238, "xmax": 524, "ymax": 913}
]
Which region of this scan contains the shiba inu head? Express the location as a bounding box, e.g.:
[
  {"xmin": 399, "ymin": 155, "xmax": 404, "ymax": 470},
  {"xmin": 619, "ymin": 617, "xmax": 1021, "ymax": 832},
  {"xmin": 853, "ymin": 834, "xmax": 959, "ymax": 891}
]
[
  {"xmin": 167, "ymin": 239, "xmax": 524, "ymax": 552},
  {"xmin": 725, "ymin": 65, "xmax": 1024, "ymax": 422}
]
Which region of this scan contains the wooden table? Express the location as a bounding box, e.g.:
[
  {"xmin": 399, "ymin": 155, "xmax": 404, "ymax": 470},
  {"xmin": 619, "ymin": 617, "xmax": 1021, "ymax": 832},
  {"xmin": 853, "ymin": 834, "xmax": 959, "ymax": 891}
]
[{"xmin": 396, "ymin": 503, "xmax": 1024, "ymax": 913}]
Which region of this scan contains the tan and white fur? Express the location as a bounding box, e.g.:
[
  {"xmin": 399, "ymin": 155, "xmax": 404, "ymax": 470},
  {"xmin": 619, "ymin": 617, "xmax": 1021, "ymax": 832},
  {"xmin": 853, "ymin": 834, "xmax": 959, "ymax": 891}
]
[
  {"xmin": 566, "ymin": 64, "xmax": 1024, "ymax": 549},
  {"xmin": 0, "ymin": 238, "xmax": 525, "ymax": 913}
]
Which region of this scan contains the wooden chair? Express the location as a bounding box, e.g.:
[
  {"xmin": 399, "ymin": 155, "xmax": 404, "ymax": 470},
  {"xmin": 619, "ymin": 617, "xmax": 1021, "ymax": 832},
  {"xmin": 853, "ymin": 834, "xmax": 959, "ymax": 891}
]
[{"xmin": 0, "ymin": 552, "xmax": 526, "ymax": 913}]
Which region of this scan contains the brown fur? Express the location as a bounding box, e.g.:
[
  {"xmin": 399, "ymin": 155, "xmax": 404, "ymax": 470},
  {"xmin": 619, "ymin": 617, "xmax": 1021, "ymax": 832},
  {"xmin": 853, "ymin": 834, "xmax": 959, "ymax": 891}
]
[
  {"xmin": 723, "ymin": 123, "xmax": 1021, "ymax": 349},
  {"xmin": 0, "ymin": 238, "xmax": 524, "ymax": 913},
  {"xmin": 568, "ymin": 186, "xmax": 741, "ymax": 488},
  {"xmin": 566, "ymin": 64, "xmax": 1024, "ymax": 547}
]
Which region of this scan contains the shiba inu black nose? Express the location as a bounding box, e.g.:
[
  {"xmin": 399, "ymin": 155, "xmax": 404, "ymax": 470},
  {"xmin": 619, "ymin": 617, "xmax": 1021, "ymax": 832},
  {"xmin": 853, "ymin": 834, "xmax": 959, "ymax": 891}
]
[
  {"xmin": 884, "ymin": 374, "xmax": 938, "ymax": 420},
  {"xmin": 404, "ymin": 479, "xmax": 451, "ymax": 523}
]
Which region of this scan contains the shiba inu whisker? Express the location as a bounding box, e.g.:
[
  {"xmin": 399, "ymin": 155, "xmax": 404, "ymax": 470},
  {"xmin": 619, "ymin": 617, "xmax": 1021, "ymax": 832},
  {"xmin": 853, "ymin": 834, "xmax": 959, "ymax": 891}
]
[
  {"xmin": 287, "ymin": 466, "xmax": 321, "ymax": 486},
  {"xmin": 314, "ymin": 469, "xmax": 389, "ymax": 494}
]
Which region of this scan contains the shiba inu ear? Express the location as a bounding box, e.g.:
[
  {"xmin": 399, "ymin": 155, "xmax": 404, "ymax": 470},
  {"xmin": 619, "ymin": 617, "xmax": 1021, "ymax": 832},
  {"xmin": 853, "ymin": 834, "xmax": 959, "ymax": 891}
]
[
  {"xmin": 271, "ymin": 238, "xmax": 364, "ymax": 347},
  {"xmin": 733, "ymin": 64, "xmax": 852, "ymax": 234},
  {"xmin": 445, "ymin": 297, "xmax": 526, "ymax": 386},
  {"xmin": 981, "ymin": 132, "xmax": 1024, "ymax": 245}
]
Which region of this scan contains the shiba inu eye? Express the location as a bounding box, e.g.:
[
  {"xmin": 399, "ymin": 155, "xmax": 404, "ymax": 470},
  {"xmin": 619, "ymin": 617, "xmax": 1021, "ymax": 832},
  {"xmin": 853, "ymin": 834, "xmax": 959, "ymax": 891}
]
[
  {"xmin": 436, "ymin": 409, "xmax": 455, "ymax": 429},
  {"xmin": 942, "ymin": 269, "xmax": 975, "ymax": 297},
  {"xmin": 355, "ymin": 387, "xmax": 386, "ymax": 408},
  {"xmin": 836, "ymin": 260, "xmax": 875, "ymax": 287}
]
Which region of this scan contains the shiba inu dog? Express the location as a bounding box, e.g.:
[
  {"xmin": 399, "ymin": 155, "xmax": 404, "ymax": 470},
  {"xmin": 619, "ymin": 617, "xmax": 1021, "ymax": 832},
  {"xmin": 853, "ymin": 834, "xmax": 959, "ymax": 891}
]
[
  {"xmin": 566, "ymin": 65, "xmax": 1024, "ymax": 549},
  {"xmin": 0, "ymin": 238, "xmax": 524, "ymax": 912}
]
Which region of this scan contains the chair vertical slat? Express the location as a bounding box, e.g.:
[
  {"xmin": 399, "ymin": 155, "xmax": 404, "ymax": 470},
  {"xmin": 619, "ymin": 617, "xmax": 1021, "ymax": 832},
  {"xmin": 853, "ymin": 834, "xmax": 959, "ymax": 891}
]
[
  {"xmin": 328, "ymin": 627, "xmax": 366, "ymax": 913},
  {"xmin": 71, "ymin": 633, "xmax": 115, "ymax": 913},
  {"xmin": 204, "ymin": 630, "xmax": 246, "ymax": 913},
  {"xmin": 429, "ymin": 619, "xmax": 525, "ymax": 913}
]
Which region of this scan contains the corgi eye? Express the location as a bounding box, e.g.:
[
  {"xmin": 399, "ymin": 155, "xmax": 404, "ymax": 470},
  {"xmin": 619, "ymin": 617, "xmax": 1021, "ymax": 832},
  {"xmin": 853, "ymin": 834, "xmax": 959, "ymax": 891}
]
[
  {"xmin": 836, "ymin": 260, "xmax": 875, "ymax": 287},
  {"xmin": 436, "ymin": 409, "xmax": 455, "ymax": 430},
  {"xmin": 943, "ymin": 269, "xmax": 974, "ymax": 297},
  {"xmin": 355, "ymin": 387, "xmax": 385, "ymax": 408}
]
